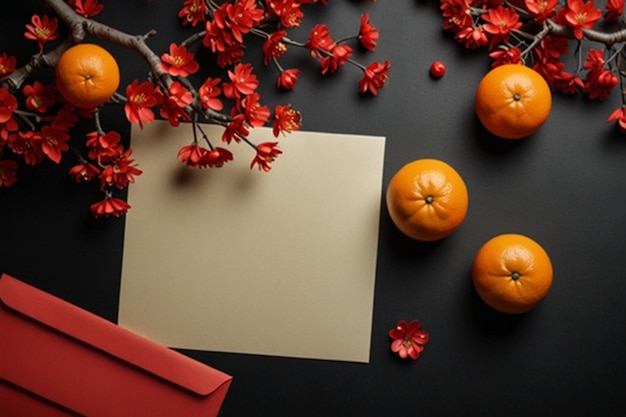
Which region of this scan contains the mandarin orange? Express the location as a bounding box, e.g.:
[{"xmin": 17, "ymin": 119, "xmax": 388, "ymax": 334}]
[
  {"xmin": 475, "ymin": 64, "xmax": 551, "ymax": 140},
  {"xmin": 386, "ymin": 158, "xmax": 469, "ymax": 242},
  {"xmin": 55, "ymin": 43, "xmax": 120, "ymax": 108},
  {"xmin": 472, "ymin": 234, "xmax": 553, "ymax": 314}
]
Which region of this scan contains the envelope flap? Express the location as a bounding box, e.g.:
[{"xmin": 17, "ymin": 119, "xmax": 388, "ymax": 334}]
[{"xmin": 0, "ymin": 274, "xmax": 231, "ymax": 396}]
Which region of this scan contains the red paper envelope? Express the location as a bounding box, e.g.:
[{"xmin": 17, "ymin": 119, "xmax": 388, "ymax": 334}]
[{"xmin": 0, "ymin": 273, "xmax": 232, "ymax": 417}]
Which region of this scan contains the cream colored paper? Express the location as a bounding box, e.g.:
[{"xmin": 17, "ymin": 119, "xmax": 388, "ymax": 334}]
[{"xmin": 118, "ymin": 120, "xmax": 385, "ymax": 363}]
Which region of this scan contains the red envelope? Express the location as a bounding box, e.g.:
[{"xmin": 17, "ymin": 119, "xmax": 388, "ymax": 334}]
[{"xmin": 0, "ymin": 273, "xmax": 232, "ymax": 417}]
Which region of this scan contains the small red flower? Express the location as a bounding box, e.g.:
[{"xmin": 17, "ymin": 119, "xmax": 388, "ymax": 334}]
[
  {"xmin": 359, "ymin": 14, "xmax": 379, "ymax": 52},
  {"xmin": 489, "ymin": 46, "xmax": 523, "ymax": 67},
  {"xmin": 86, "ymin": 130, "xmax": 123, "ymax": 163},
  {"xmin": 481, "ymin": 6, "xmax": 522, "ymax": 49},
  {"xmin": 23, "ymin": 81, "xmax": 57, "ymax": 113},
  {"xmin": 276, "ymin": 69, "xmax": 301, "ymax": 90},
  {"xmin": 90, "ymin": 194, "xmax": 131, "ymax": 218},
  {"xmin": 223, "ymin": 63, "xmax": 259, "ymax": 99},
  {"xmin": 605, "ymin": 0, "xmax": 624, "ymax": 21},
  {"xmin": 266, "ymin": 0, "xmax": 304, "ymax": 27},
  {"xmin": 454, "ymin": 25, "xmax": 489, "ymax": 49},
  {"xmin": 68, "ymin": 0, "xmax": 104, "ymax": 18},
  {"xmin": 0, "ymin": 159, "xmax": 19, "ymax": 187},
  {"xmin": 124, "ymin": 80, "xmax": 161, "ymax": 129},
  {"xmin": 24, "ymin": 14, "xmax": 58, "ymax": 52},
  {"xmin": 525, "ymin": 0, "xmax": 558, "ymax": 22},
  {"xmin": 241, "ymin": 93, "xmax": 271, "ymax": 127},
  {"xmin": 222, "ymin": 114, "xmax": 249, "ymax": 144},
  {"xmin": 262, "ymin": 30, "xmax": 288, "ymax": 65},
  {"xmin": 273, "ymin": 104, "xmax": 302, "ymax": 137},
  {"xmin": 305, "ymin": 24, "xmax": 335, "ymax": 59},
  {"xmin": 178, "ymin": 0, "xmax": 208, "ymax": 27},
  {"xmin": 159, "ymin": 82, "xmax": 192, "ymax": 127},
  {"xmin": 389, "ymin": 320, "xmax": 429, "ymax": 360},
  {"xmin": 161, "ymin": 43, "xmax": 200, "ymax": 77},
  {"xmin": 320, "ymin": 44, "xmax": 353, "ymax": 75},
  {"xmin": 99, "ymin": 149, "xmax": 142, "ymax": 189},
  {"xmin": 201, "ymin": 147, "xmax": 233, "ymax": 168},
  {"xmin": 358, "ymin": 60, "xmax": 390, "ymax": 96},
  {"xmin": 250, "ymin": 141, "xmax": 282, "ymax": 172},
  {"xmin": 440, "ymin": 0, "xmax": 473, "ymax": 33},
  {"xmin": 178, "ymin": 144, "xmax": 209, "ymax": 168},
  {"xmin": 0, "ymin": 87, "xmax": 18, "ymax": 124},
  {"xmin": 68, "ymin": 161, "xmax": 101, "ymax": 182},
  {"xmin": 585, "ymin": 69, "xmax": 618, "ymax": 101},
  {"xmin": 564, "ymin": 0, "xmax": 602, "ymax": 40},
  {"xmin": 607, "ymin": 106, "xmax": 626, "ymax": 133},
  {"xmin": 199, "ymin": 77, "xmax": 223, "ymax": 111},
  {"xmin": 0, "ymin": 53, "xmax": 17, "ymax": 79},
  {"xmin": 39, "ymin": 125, "xmax": 70, "ymax": 164}
]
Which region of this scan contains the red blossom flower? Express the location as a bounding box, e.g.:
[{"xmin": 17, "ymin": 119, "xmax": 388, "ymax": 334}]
[
  {"xmin": 481, "ymin": 6, "xmax": 522, "ymax": 49},
  {"xmin": 564, "ymin": 0, "xmax": 602, "ymax": 40},
  {"xmin": 454, "ymin": 25, "xmax": 489, "ymax": 49},
  {"xmin": 276, "ymin": 69, "xmax": 301, "ymax": 90},
  {"xmin": 90, "ymin": 194, "xmax": 131, "ymax": 218},
  {"xmin": 305, "ymin": 24, "xmax": 335, "ymax": 59},
  {"xmin": 265, "ymin": 0, "xmax": 304, "ymax": 27},
  {"xmin": 51, "ymin": 104, "xmax": 80, "ymax": 130},
  {"xmin": 585, "ymin": 69, "xmax": 618, "ymax": 100},
  {"xmin": 225, "ymin": 0, "xmax": 265, "ymax": 43},
  {"xmin": 85, "ymin": 131, "xmax": 123, "ymax": 163},
  {"xmin": 217, "ymin": 43, "xmax": 245, "ymax": 68},
  {"xmin": 250, "ymin": 141, "xmax": 282, "ymax": 172},
  {"xmin": 358, "ymin": 60, "xmax": 390, "ymax": 96},
  {"xmin": 222, "ymin": 114, "xmax": 249, "ymax": 144},
  {"xmin": 99, "ymin": 149, "xmax": 142, "ymax": 189},
  {"xmin": 39, "ymin": 125, "xmax": 70, "ymax": 164},
  {"xmin": 0, "ymin": 87, "xmax": 18, "ymax": 124},
  {"xmin": 263, "ymin": 30, "xmax": 288, "ymax": 65},
  {"xmin": 524, "ymin": 0, "xmax": 558, "ymax": 22},
  {"xmin": 24, "ymin": 14, "xmax": 58, "ymax": 52},
  {"xmin": 554, "ymin": 71, "xmax": 585, "ymax": 95},
  {"xmin": 240, "ymin": 92, "xmax": 271, "ymax": 127},
  {"xmin": 159, "ymin": 82, "xmax": 192, "ymax": 127},
  {"xmin": 161, "ymin": 43, "xmax": 200, "ymax": 77},
  {"xmin": 23, "ymin": 81, "xmax": 57, "ymax": 113},
  {"xmin": 223, "ymin": 63, "xmax": 259, "ymax": 99},
  {"xmin": 604, "ymin": 0, "xmax": 624, "ymax": 21},
  {"xmin": 583, "ymin": 48, "xmax": 605, "ymax": 71},
  {"xmin": 178, "ymin": 0, "xmax": 208, "ymax": 27},
  {"xmin": 68, "ymin": 0, "xmax": 104, "ymax": 17},
  {"xmin": 273, "ymin": 104, "xmax": 302, "ymax": 137},
  {"xmin": 0, "ymin": 53, "xmax": 16, "ymax": 79},
  {"xmin": 320, "ymin": 44, "xmax": 353, "ymax": 75},
  {"xmin": 607, "ymin": 106, "xmax": 626, "ymax": 133},
  {"xmin": 489, "ymin": 46, "xmax": 523, "ymax": 67},
  {"xmin": 359, "ymin": 14, "xmax": 379, "ymax": 52},
  {"xmin": 8, "ymin": 131, "xmax": 44, "ymax": 166},
  {"xmin": 124, "ymin": 80, "xmax": 161, "ymax": 129},
  {"xmin": 0, "ymin": 159, "xmax": 18, "ymax": 187},
  {"xmin": 202, "ymin": 147, "xmax": 233, "ymax": 168},
  {"xmin": 178, "ymin": 143, "xmax": 209, "ymax": 168},
  {"xmin": 440, "ymin": 0, "xmax": 473, "ymax": 33},
  {"xmin": 68, "ymin": 161, "xmax": 101, "ymax": 182},
  {"xmin": 389, "ymin": 320, "xmax": 429, "ymax": 360},
  {"xmin": 199, "ymin": 77, "xmax": 223, "ymax": 111}
]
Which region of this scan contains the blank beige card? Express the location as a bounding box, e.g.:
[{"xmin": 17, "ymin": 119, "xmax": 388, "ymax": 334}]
[{"xmin": 118, "ymin": 120, "xmax": 386, "ymax": 363}]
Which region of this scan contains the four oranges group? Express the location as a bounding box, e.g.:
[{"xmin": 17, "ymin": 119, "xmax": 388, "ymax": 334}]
[{"xmin": 386, "ymin": 64, "xmax": 554, "ymax": 314}]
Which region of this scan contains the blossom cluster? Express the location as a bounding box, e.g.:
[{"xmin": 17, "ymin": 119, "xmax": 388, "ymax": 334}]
[
  {"xmin": 0, "ymin": 0, "xmax": 388, "ymax": 218},
  {"xmin": 439, "ymin": 0, "xmax": 626, "ymax": 132}
]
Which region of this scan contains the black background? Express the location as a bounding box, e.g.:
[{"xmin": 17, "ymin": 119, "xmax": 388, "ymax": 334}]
[{"xmin": 2, "ymin": 1, "xmax": 626, "ymax": 416}]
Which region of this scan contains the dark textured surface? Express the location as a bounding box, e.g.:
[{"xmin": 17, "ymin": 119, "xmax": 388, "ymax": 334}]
[{"xmin": 2, "ymin": 1, "xmax": 626, "ymax": 416}]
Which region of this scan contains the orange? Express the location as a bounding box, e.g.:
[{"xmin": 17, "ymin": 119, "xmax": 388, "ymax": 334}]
[
  {"xmin": 472, "ymin": 234, "xmax": 553, "ymax": 314},
  {"xmin": 475, "ymin": 64, "xmax": 551, "ymax": 140},
  {"xmin": 386, "ymin": 158, "xmax": 469, "ymax": 241},
  {"xmin": 55, "ymin": 43, "xmax": 120, "ymax": 108}
]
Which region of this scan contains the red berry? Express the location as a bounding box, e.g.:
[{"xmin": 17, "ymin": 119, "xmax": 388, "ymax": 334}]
[{"xmin": 430, "ymin": 61, "xmax": 446, "ymax": 78}]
